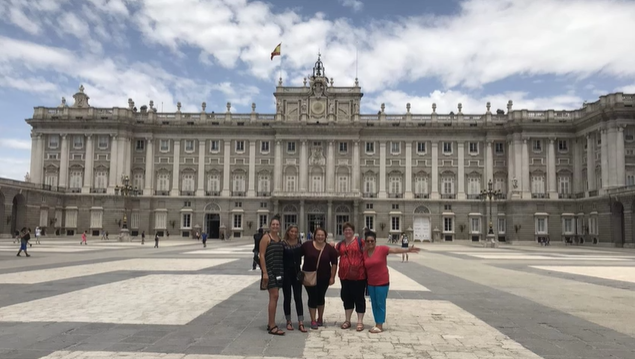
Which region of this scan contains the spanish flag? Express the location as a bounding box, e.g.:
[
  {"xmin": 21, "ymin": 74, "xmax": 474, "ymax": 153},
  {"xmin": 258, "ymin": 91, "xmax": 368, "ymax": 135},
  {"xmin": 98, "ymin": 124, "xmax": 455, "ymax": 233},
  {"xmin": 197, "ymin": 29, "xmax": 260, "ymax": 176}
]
[{"xmin": 271, "ymin": 43, "xmax": 281, "ymax": 60}]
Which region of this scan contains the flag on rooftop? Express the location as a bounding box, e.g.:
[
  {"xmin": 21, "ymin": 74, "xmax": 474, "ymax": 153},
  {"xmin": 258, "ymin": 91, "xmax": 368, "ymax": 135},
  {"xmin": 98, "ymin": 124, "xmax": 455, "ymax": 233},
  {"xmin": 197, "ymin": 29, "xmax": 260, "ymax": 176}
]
[{"xmin": 271, "ymin": 43, "xmax": 281, "ymax": 60}]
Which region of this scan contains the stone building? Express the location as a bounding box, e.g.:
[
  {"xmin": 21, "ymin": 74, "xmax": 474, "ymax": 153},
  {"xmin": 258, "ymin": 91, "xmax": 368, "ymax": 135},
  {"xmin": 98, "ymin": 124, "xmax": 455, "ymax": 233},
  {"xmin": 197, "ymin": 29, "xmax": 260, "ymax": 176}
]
[{"xmin": 2, "ymin": 56, "xmax": 635, "ymax": 246}]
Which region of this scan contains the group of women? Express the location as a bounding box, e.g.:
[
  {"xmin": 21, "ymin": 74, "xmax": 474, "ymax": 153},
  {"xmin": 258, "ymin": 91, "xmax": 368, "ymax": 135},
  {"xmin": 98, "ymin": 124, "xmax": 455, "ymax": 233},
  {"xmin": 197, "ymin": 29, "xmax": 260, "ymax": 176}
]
[{"xmin": 259, "ymin": 216, "xmax": 420, "ymax": 336}]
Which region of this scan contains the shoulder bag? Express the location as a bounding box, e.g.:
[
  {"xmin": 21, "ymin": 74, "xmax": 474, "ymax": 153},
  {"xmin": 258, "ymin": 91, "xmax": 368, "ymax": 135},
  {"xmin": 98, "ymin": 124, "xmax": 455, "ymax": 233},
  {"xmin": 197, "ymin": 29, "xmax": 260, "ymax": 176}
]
[{"xmin": 302, "ymin": 245, "xmax": 324, "ymax": 287}]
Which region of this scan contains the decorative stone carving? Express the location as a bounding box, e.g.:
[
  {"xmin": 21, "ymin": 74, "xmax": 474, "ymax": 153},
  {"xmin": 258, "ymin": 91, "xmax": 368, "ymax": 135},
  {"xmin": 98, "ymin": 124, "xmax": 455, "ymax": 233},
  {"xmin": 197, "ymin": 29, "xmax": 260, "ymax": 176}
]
[
  {"xmin": 458, "ymin": 103, "xmax": 462, "ymax": 114},
  {"xmin": 177, "ymin": 102, "xmax": 181, "ymax": 111},
  {"xmin": 406, "ymin": 103, "xmax": 411, "ymax": 113},
  {"xmin": 353, "ymin": 100, "xmax": 359, "ymax": 114},
  {"xmin": 512, "ymin": 177, "xmax": 518, "ymax": 189},
  {"xmin": 72, "ymin": 85, "xmax": 90, "ymax": 108},
  {"xmin": 380, "ymin": 103, "xmax": 385, "ymax": 113},
  {"xmin": 303, "ymin": 77, "xmax": 307, "ymax": 87},
  {"xmin": 309, "ymin": 147, "xmax": 326, "ymax": 166},
  {"xmin": 277, "ymin": 101, "xmax": 282, "ymax": 114},
  {"xmin": 301, "ymin": 100, "xmax": 307, "ymax": 114},
  {"xmin": 330, "ymin": 77, "xmax": 334, "ymax": 86},
  {"xmin": 128, "ymin": 98, "xmax": 134, "ymax": 110},
  {"xmin": 59, "ymin": 97, "xmax": 66, "ymax": 108},
  {"xmin": 432, "ymin": 103, "xmax": 437, "ymax": 113},
  {"xmin": 201, "ymin": 102, "xmax": 206, "ymax": 112},
  {"xmin": 329, "ymin": 101, "xmax": 335, "ymax": 114},
  {"xmin": 355, "ymin": 77, "xmax": 359, "ymax": 86},
  {"xmin": 486, "ymin": 102, "xmax": 491, "ymax": 113},
  {"xmin": 507, "ymin": 100, "xmax": 513, "ymax": 112},
  {"xmin": 24, "ymin": 172, "xmax": 31, "ymax": 182},
  {"xmin": 313, "ymin": 82, "xmax": 325, "ymax": 99},
  {"xmin": 251, "ymin": 102, "xmax": 256, "ymax": 112},
  {"xmin": 149, "ymin": 100, "xmax": 154, "ymax": 110},
  {"xmin": 226, "ymin": 102, "xmax": 231, "ymax": 113}
]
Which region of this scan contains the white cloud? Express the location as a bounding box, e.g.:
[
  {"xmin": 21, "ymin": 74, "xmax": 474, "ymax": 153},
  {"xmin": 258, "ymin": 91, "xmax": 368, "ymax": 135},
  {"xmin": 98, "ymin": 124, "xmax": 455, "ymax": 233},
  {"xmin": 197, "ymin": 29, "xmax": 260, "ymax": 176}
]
[
  {"xmin": 0, "ymin": 138, "xmax": 31, "ymax": 150},
  {"xmin": 339, "ymin": 0, "xmax": 364, "ymax": 12},
  {"xmin": 0, "ymin": 157, "xmax": 30, "ymax": 181}
]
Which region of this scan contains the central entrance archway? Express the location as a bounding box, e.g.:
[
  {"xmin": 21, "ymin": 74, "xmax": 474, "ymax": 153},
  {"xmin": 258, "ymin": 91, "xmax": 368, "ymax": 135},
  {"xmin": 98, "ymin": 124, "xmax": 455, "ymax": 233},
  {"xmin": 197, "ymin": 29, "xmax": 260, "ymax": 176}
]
[
  {"xmin": 204, "ymin": 202, "xmax": 221, "ymax": 239},
  {"xmin": 413, "ymin": 205, "xmax": 432, "ymax": 242},
  {"xmin": 335, "ymin": 205, "xmax": 351, "ymax": 240}
]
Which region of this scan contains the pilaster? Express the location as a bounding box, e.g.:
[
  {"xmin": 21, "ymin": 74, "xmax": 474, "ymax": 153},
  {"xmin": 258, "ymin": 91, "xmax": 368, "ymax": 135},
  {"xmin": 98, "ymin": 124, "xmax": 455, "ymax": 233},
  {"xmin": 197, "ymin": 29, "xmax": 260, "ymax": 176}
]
[
  {"xmin": 352, "ymin": 140, "xmax": 360, "ymax": 193},
  {"xmin": 507, "ymin": 140, "xmax": 515, "ymax": 199},
  {"xmin": 616, "ymin": 125, "xmax": 626, "ymax": 186},
  {"xmin": 547, "ymin": 138, "xmax": 557, "ymax": 199},
  {"xmin": 430, "ymin": 141, "xmax": 439, "ymax": 199},
  {"xmin": 586, "ymin": 134, "xmax": 595, "ymax": 192},
  {"xmin": 196, "ymin": 139, "xmax": 206, "ymax": 196},
  {"xmin": 457, "ymin": 142, "xmax": 465, "ymax": 200},
  {"xmin": 299, "ymin": 140, "xmax": 308, "ymax": 192},
  {"xmin": 222, "ymin": 140, "xmax": 231, "ymax": 196},
  {"xmin": 607, "ymin": 124, "xmax": 618, "ymax": 187},
  {"xmin": 521, "ymin": 138, "xmax": 530, "ymax": 198},
  {"xmin": 107, "ymin": 134, "xmax": 118, "ymax": 194},
  {"xmin": 247, "ymin": 140, "xmax": 256, "ymax": 197},
  {"xmin": 59, "ymin": 134, "xmax": 69, "ymax": 188},
  {"xmin": 273, "ymin": 140, "xmax": 282, "ymax": 193},
  {"xmin": 299, "ymin": 200, "xmax": 305, "ymax": 236},
  {"xmin": 378, "ymin": 141, "xmax": 387, "ymax": 198},
  {"xmin": 144, "ymin": 138, "xmax": 154, "ymax": 196},
  {"xmin": 82, "ymin": 134, "xmax": 94, "ymax": 194},
  {"xmin": 326, "ymin": 140, "xmax": 335, "ymax": 193},
  {"xmin": 601, "ymin": 129, "xmax": 609, "ymax": 190},
  {"xmin": 170, "ymin": 139, "xmax": 181, "ymax": 196},
  {"xmin": 486, "ymin": 140, "xmax": 494, "ymax": 184}
]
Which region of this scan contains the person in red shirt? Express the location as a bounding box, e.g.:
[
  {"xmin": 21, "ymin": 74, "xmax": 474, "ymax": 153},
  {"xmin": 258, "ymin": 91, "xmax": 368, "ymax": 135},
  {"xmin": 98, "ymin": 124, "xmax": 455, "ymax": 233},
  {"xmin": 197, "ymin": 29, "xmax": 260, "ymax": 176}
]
[
  {"xmin": 363, "ymin": 231, "xmax": 419, "ymax": 333},
  {"xmin": 335, "ymin": 222, "xmax": 367, "ymax": 332}
]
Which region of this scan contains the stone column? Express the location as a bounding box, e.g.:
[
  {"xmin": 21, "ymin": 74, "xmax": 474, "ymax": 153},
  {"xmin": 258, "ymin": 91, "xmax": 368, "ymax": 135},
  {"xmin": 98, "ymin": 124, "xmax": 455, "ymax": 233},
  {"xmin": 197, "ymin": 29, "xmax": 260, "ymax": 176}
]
[
  {"xmin": 521, "ymin": 138, "xmax": 530, "ymax": 197},
  {"xmin": 486, "ymin": 140, "xmax": 494, "ymax": 184},
  {"xmin": 123, "ymin": 138, "xmax": 131, "ymax": 177},
  {"xmin": 299, "ymin": 200, "xmax": 305, "ymax": 235},
  {"xmin": 196, "ymin": 139, "xmax": 206, "ymax": 196},
  {"xmin": 617, "ymin": 126, "xmax": 626, "ymax": 187},
  {"xmin": 327, "ymin": 200, "xmax": 333, "ymax": 238},
  {"xmin": 514, "ymin": 139, "xmax": 522, "ymax": 192},
  {"xmin": 108, "ymin": 135, "xmax": 118, "ymax": 194},
  {"xmin": 547, "ymin": 138, "xmax": 557, "ymax": 199},
  {"xmin": 144, "ymin": 138, "xmax": 154, "ymax": 196},
  {"xmin": 353, "ymin": 202, "xmax": 359, "ymax": 233},
  {"xmin": 586, "ymin": 134, "xmax": 595, "ymax": 192},
  {"xmin": 299, "ymin": 140, "xmax": 308, "ymax": 192},
  {"xmin": 222, "ymin": 140, "xmax": 231, "ymax": 196},
  {"xmin": 379, "ymin": 141, "xmax": 387, "ymax": 198},
  {"xmin": 30, "ymin": 133, "xmax": 43, "ymax": 184},
  {"xmin": 457, "ymin": 142, "xmax": 465, "ymax": 200},
  {"xmin": 248, "ymin": 140, "xmax": 256, "ymax": 197},
  {"xmin": 507, "ymin": 140, "xmax": 515, "ymax": 198},
  {"xmin": 326, "ymin": 140, "xmax": 335, "ymax": 193},
  {"xmin": 170, "ymin": 140, "xmax": 181, "ymax": 196},
  {"xmin": 59, "ymin": 134, "xmax": 69, "ymax": 188},
  {"xmin": 82, "ymin": 134, "xmax": 94, "ymax": 193},
  {"xmin": 116, "ymin": 137, "xmax": 125, "ymax": 181},
  {"xmin": 601, "ymin": 129, "xmax": 609, "ymax": 189},
  {"xmin": 274, "ymin": 140, "xmax": 282, "ymax": 192},
  {"xmin": 431, "ymin": 141, "xmax": 439, "ymax": 199},
  {"xmin": 572, "ymin": 137, "xmax": 583, "ymax": 194},
  {"xmin": 607, "ymin": 125, "xmax": 618, "ymax": 188},
  {"xmin": 405, "ymin": 141, "xmax": 413, "ymax": 199},
  {"xmin": 352, "ymin": 140, "xmax": 360, "ymax": 193}
]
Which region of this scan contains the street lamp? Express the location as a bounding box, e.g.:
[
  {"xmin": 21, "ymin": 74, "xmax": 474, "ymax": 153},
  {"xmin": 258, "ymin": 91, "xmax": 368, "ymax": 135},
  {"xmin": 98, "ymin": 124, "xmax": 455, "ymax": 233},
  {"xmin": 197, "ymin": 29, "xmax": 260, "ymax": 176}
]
[
  {"xmin": 479, "ymin": 179, "xmax": 502, "ymax": 235},
  {"xmin": 115, "ymin": 175, "xmax": 139, "ymax": 240}
]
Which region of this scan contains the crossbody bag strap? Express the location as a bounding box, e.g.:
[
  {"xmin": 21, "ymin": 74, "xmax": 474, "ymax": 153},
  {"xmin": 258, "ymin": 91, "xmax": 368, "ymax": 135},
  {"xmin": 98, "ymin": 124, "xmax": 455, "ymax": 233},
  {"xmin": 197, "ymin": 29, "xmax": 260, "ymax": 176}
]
[{"xmin": 315, "ymin": 246, "xmax": 325, "ymax": 272}]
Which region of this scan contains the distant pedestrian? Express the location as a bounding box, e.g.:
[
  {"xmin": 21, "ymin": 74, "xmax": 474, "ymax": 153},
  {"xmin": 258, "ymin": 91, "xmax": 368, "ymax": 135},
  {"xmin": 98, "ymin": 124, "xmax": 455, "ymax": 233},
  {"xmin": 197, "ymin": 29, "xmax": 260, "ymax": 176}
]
[
  {"xmin": 166, "ymin": 230, "xmax": 169, "ymax": 238},
  {"xmin": 154, "ymin": 233, "xmax": 159, "ymax": 248},
  {"xmin": 401, "ymin": 234, "xmax": 409, "ymax": 262},
  {"xmin": 141, "ymin": 231, "xmax": 145, "ymax": 245},
  {"xmin": 16, "ymin": 228, "xmax": 31, "ymax": 257},
  {"xmin": 35, "ymin": 226, "xmax": 41, "ymax": 245},
  {"xmin": 202, "ymin": 232, "xmax": 208, "ymax": 248},
  {"xmin": 80, "ymin": 230, "xmax": 87, "ymax": 245}
]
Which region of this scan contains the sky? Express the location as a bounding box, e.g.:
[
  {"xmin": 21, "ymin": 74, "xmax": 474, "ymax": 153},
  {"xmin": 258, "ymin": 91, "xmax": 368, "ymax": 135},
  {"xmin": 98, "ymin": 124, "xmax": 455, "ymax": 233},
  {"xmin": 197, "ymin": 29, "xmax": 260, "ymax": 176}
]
[{"xmin": 1, "ymin": 0, "xmax": 635, "ymax": 181}]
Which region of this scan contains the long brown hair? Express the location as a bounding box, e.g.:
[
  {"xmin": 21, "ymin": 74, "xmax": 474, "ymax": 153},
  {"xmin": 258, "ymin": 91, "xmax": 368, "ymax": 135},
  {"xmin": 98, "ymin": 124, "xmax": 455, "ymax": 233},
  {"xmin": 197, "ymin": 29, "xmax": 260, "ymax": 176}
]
[{"xmin": 284, "ymin": 225, "xmax": 300, "ymax": 243}]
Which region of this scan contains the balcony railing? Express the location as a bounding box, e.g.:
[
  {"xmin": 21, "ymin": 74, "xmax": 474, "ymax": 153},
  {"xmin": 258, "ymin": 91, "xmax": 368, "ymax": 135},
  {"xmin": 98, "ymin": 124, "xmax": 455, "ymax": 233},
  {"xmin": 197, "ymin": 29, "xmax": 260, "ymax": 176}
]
[
  {"xmin": 69, "ymin": 187, "xmax": 81, "ymax": 193},
  {"xmin": 574, "ymin": 192, "xmax": 585, "ymax": 199},
  {"xmin": 414, "ymin": 193, "xmax": 429, "ymax": 199},
  {"xmin": 558, "ymin": 193, "xmax": 573, "ymax": 199},
  {"xmin": 90, "ymin": 188, "xmax": 107, "ymax": 194},
  {"xmin": 388, "ymin": 193, "xmax": 403, "ymax": 198},
  {"xmin": 441, "ymin": 194, "xmax": 456, "ymax": 199},
  {"xmin": 606, "ymin": 185, "xmax": 635, "ymax": 194},
  {"xmin": 532, "ymin": 193, "xmax": 546, "ymax": 199},
  {"xmin": 41, "ymin": 184, "xmax": 66, "ymax": 192},
  {"xmin": 467, "ymin": 194, "xmax": 480, "ymax": 200},
  {"xmin": 180, "ymin": 191, "xmax": 194, "ymax": 196},
  {"xmin": 363, "ymin": 192, "xmax": 376, "ymax": 198},
  {"xmin": 206, "ymin": 191, "xmax": 220, "ymax": 197},
  {"xmin": 155, "ymin": 190, "xmax": 169, "ymax": 196},
  {"xmin": 232, "ymin": 191, "xmax": 246, "ymax": 197},
  {"xmin": 588, "ymin": 190, "xmax": 598, "ymax": 197},
  {"xmin": 257, "ymin": 192, "xmax": 271, "ymax": 197}
]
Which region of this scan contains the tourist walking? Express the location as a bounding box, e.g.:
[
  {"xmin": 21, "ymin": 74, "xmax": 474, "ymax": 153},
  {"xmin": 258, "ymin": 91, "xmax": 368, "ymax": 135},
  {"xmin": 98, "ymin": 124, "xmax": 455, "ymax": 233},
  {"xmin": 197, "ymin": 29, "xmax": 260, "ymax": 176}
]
[
  {"xmin": 363, "ymin": 231, "xmax": 419, "ymax": 333},
  {"xmin": 154, "ymin": 233, "xmax": 159, "ymax": 248},
  {"xmin": 335, "ymin": 222, "xmax": 367, "ymax": 331},
  {"xmin": 401, "ymin": 233, "xmax": 409, "ymax": 262},
  {"xmin": 101, "ymin": 230, "xmax": 107, "ymax": 240},
  {"xmin": 282, "ymin": 225, "xmax": 306, "ymax": 332},
  {"xmin": 34, "ymin": 226, "xmax": 41, "ymax": 245},
  {"xmin": 141, "ymin": 231, "xmax": 145, "ymax": 245},
  {"xmin": 252, "ymin": 228, "xmax": 263, "ymax": 271},
  {"xmin": 80, "ymin": 230, "xmax": 87, "ymax": 245},
  {"xmin": 300, "ymin": 227, "xmax": 338, "ymax": 330},
  {"xmin": 202, "ymin": 232, "xmax": 208, "ymax": 247},
  {"xmin": 16, "ymin": 228, "xmax": 31, "ymax": 257},
  {"xmin": 259, "ymin": 216, "xmax": 285, "ymax": 336}
]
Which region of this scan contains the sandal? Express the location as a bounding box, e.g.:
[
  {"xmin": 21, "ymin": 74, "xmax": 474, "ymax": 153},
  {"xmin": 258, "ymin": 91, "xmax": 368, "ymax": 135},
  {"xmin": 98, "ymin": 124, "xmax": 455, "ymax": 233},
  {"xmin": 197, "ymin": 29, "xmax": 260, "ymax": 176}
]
[
  {"xmin": 298, "ymin": 322, "xmax": 307, "ymax": 333},
  {"xmin": 369, "ymin": 326, "xmax": 383, "ymax": 334},
  {"xmin": 267, "ymin": 325, "xmax": 285, "ymax": 336},
  {"xmin": 310, "ymin": 321, "xmax": 319, "ymax": 330},
  {"xmin": 340, "ymin": 321, "xmax": 352, "ymax": 330},
  {"xmin": 286, "ymin": 321, "xmax": 294, "ymax": 331},
  {"xmin": 356, "ymin": 323, "xmax": 364, "ymax": 332}
]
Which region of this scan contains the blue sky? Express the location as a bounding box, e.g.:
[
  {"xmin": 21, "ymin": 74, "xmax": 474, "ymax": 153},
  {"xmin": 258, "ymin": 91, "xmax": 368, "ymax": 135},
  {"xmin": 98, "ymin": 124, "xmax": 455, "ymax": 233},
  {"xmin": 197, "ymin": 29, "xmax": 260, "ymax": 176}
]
[{"xmin": 1, "ymin": 0, "xmax": 635, "ymax": 180}]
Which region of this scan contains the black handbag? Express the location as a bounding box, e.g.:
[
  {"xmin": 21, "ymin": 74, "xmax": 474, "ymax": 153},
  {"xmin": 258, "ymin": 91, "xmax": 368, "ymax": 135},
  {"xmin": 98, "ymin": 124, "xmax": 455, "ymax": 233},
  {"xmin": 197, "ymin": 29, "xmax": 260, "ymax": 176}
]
[{"xmin": 296, "ymin": 271, "xmax": 305, "ymax": 283}]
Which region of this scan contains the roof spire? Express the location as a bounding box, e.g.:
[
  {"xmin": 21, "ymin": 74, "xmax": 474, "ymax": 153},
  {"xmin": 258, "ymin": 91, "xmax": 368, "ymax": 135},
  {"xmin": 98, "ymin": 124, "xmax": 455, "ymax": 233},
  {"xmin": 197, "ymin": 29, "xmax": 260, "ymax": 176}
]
[{"xmin": 312, "ymin": 51, "xmax": 325, "ymax": 78}]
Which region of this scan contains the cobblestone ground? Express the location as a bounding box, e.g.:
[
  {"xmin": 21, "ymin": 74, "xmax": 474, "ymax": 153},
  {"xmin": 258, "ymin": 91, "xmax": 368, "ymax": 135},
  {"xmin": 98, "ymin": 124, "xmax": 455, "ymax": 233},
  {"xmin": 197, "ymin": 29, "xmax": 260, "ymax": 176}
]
[{"xmin": 1, "ymin": 238, "xmax": 635, "ymax": 359}]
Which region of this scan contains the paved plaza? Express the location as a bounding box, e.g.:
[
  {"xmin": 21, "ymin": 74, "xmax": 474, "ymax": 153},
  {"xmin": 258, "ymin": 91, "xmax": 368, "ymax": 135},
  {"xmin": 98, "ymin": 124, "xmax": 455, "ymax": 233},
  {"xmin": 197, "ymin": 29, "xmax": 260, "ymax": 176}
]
[{"xmin": 1, "ymin": 238, "xmax": 635, "ymax": 359}]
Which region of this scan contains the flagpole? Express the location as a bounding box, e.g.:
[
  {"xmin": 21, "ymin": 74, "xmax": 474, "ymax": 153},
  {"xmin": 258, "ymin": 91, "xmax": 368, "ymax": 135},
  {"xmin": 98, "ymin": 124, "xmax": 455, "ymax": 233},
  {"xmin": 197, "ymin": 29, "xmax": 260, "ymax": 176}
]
[{"xmin": 279, "ymin": 43, "xmax": 283, "ymax": 84}]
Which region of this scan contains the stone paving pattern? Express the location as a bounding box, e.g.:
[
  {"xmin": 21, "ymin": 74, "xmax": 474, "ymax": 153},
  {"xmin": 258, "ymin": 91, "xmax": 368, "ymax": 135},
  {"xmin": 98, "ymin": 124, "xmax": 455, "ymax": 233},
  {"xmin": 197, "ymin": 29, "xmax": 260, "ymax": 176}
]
[{"xmin": 1, "ymin": 238, "xmax": 635, "ymax": 358}]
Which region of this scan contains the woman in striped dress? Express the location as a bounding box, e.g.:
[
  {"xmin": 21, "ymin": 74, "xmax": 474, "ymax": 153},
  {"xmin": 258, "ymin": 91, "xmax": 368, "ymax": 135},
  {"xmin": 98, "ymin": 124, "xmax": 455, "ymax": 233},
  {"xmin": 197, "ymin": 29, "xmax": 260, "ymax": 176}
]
[{"xmin": 259, "ymin": 215, "xmax": 285, "ymax": 335}]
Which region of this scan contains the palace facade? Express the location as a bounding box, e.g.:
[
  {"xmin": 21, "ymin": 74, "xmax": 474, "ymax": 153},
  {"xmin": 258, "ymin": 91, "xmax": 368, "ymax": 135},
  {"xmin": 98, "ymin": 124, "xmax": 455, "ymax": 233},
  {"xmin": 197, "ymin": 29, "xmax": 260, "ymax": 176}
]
[{"xmin": 2, "ymin": 56, "xmax": 635, "ymax": 246}]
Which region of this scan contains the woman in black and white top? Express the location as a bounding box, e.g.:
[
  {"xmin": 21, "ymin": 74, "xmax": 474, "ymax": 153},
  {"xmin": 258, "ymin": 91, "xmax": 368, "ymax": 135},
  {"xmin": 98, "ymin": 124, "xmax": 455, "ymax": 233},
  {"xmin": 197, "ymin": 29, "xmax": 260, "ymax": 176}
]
[
  {"xmin": 259, "ymin": 216, "xmax": 285, "ymax": 336},
  {"xmin": 401, "ymin": 234, "xmax": 409, "ymax": 262}
]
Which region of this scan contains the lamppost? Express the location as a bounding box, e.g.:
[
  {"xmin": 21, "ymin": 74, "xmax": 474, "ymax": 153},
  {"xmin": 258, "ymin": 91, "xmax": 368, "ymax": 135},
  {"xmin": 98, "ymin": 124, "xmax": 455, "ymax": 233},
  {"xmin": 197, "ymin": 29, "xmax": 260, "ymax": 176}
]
[
  {"xmin": 480, "ymin": 179, "xmax": 502, "ymax": 236},
  {"xmin": 115, "ymin": 175, "xmax": 139, "ymax": 241}
]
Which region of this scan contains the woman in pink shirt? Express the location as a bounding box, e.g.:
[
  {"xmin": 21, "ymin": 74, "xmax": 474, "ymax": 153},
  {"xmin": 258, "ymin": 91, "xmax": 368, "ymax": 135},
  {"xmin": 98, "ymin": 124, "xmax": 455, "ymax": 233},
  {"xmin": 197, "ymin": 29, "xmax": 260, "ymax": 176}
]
[{"xmin": 363, "ymin": 231, "xmax": 419, "ymax": 333}]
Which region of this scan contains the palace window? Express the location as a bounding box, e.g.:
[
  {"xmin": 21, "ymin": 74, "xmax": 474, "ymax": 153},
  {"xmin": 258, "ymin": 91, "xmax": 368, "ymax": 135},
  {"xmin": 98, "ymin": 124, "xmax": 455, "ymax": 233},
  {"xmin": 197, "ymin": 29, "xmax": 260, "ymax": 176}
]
[
  {"xmin": 233, "ymin": 214, "xmax": 243, "ymax": 229},
  {"xmin": 535, "ymin": 217, "xmax": 548, "ymax": 234},
  {"xmin": 155, "ymin": 212, "xmax": 167, "ymax": 229},
  {"xmin": 414, "ymin": 176, "xmax": 428, "ymax": 194},
  {"xmin": 97, "ymin": 135, "xmax": 109, "ymax": 150},
  {"xmin": 497, "ymin": 217, "xmax": 506, "ymax": 234},
  {"xmin": 531, "ymin": 176, "xmax": 545, "ymax": 194},
  {"xmin": 207, "ymin": 174, "xmax": 220, "ymax": 192},
  {"xmin": 338, "ymin": 175, "xmax": 349, "ymax": 193},
  {"xmin": 390, "ymin": 141, "xmax": 400, "ymax": 154},
  {"xmin": 287, "ymin": 141, "xmax": 296, "ymax": 153},
  {"xmin": 133, "ymin": 173, "xmax": 144, "ymax": 190},
  {"xmin": 48, "ymin": 135, "xmax": 60, "ymax": 149},
  {"xmin": 470, "ymin": 217, "xmax": 481, "ymax": 233},
  {"xmin": 157, "ymin": 173, "xmax": 170, "ymax": 192},
  {"xmin": 285, "ymin": 175, "xmax": 296, "ymax": 192},
  {"xmin": 391, "ymin": 216, "xmax": 400, "ymax": 232},
  {"xmin": 73, "ymin": 136, "xmax": 84, "ymax": 149},
  {"xmin": 494, "ymin": 178, "xmax": 506, "ymax": 193},
  {"xmin": 442, "ymin": 142, "xmax": 452, "ymax": 154},
  {"xmin": 261, "ymin": 141, "xmax": 270, "ymax": 153},
  {"xmin": 365, "ymin": 216, "xmax": 375, "ymax": 231},
  {"xmin": 442, "ymin": 177, "xmax": 454, "ymax": 194},
  {"xmin": 469, "ymin": 142, "xmax": 478, "ymax": 154},
  {"xmin": 533, "ymin": 140, "xmax": 542, "ymax": 152},
  {"xmin": 233, "ymin": 173, "xmax": 245, "ymax": 192},
  {"xmin": 135, "ymin": 139, "xmax": 145, "ymax": 151},
  {"xmin": 184, "ymin": 140, "xmax": 195, "ymax": 153},
  {"xmin": 181, "ymin": 174, "xmax": 195, "ymax": 192},
  {"xmin": 443, "ymin": 217, "xmax": 453, "ymax": 232},
  {"xmin": 259, "ymin": 214, "xmax": 268, "ymax": 229},
  {"xmin": 182, "ymin": 213, "xmax": 192, "ymax": 229},
  {"xmin": 45, "ymin": 173, "xmax": 58, "ymax": 187},
  {"xmin": 210, "ymin": 140, "xmax": 220, "ymax": 152},
  {"xmin": 69, "ymin": 171, "xmax": 82, "ymax": 189},
  {"xmin": 159, "ymin": 139, "xmax": 170, "ymax": 152},
  {"xmin": 258, "ymin": 175, "xmax": 271, "ymax": 193},
  {"xmin": 364, "ymin": 176, "xmax": 376, "ymax": 194},
  {"xmin": 235, "ymin": 140, "xmax": 245, "ymax": 152},
  {"xmin": 558, "ymin": 140, "xmax": 568, "ymax": 152},
  {"xmin": 416, "ymin": 142, "xmax": 426, "ymax": 154},
  {"xmin": 365, "ymin": 142, "xmax": 375, "ymax": 154},
  {"xmin": 495, "ymin": 142, "xmax": 504, "ymax": 154},
  {"xmin": 94, "ymin": 171, "xmax": 107, "ymax": 189},
  {"xmin": 467, "ymin": 177, "xmax": 480, "ymax": 196},
  {"xmin": 311, "ymin": 175, "xmax": 323, "ymax": 192},
  {"xmin": 562, "ymin": 217, "xmax": 574, "ymax": 234},
  {"xmin": 339, "ymin": 142, "xmax": 348, "ymax": 153},
  {"xmin": 558, "ymin": 176, "xmax": 570, "ymax": 194},
  {"xmin": 389, "ymin": 176, "xmax": 402, "ymax": 194}
]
